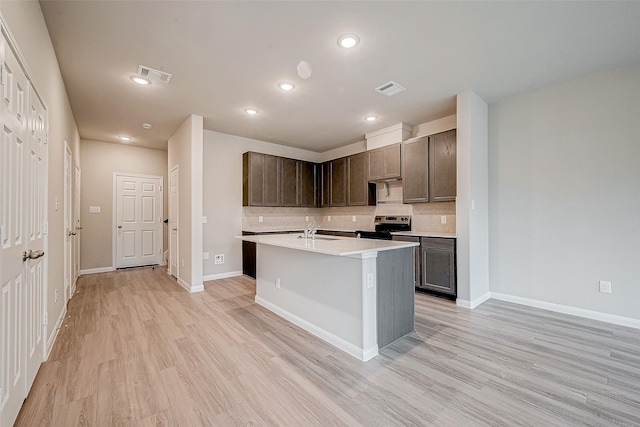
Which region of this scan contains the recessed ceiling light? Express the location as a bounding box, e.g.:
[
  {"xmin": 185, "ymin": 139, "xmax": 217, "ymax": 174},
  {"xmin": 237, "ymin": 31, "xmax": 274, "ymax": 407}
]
[
  {"xmin": 337, "ymin": 34, "xmax": 360, "ymax": 49},
  {"xmin": 119, "ymin": 136, "xmax": 132, "ymax": 141},
  {"xmin": 142, "ymin": 123, "xmax": 152, "ymax": 129},
  {"xmin": 365, "ymin": 115, "xmax": 377, "ymax": 122},
  {"xmin": 130, "ymin": 75, "xmax": 151, "ymax": 85},
  {"xmin": 245, "ymin": 108, "xmax": 259, "ymax": 115},
  {"xmin": 278, "ymin": 82, "xmax": 295, "ymax": 91}
]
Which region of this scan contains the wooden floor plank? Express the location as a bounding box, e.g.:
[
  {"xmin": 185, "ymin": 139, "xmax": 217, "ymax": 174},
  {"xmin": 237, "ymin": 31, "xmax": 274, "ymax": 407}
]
[{"xmin": 15, "ymin": 267, "xmax": 640, "ymax": 426}]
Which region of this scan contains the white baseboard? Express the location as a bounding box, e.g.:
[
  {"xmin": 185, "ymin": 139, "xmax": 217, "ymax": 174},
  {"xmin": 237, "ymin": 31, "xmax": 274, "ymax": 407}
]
[
  {"xmin": 203, "ymin": 271, "xmax": 243, "ymax": 281},
  {"xmin": 456, "ymin": 292, "xmax": 491, "ymax": 309},
  {"xmin": 176, "ymin": 276, "xmax": 204, "ymax": 293},
  {"xmin": 79, "ymin": 266, "xmax": 114, "ymax": 275},
  {"xmin": 46, "ymin": 303, "xmax": 67, "ymax": 359},
  {"xmin": 255, "ymin": 296, "xmax": 378, "ymax": 361},
  {"xmin": 490, "ymin": 292, "xmax": 640, "ymax": 330}
]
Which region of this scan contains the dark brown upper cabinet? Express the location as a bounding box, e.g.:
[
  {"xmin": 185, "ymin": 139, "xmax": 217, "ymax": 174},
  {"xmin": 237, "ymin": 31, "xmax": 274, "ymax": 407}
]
[
  {"xmin": 347, "ymin": 152, "xmax": 376, "ymax": 206},
  {"xmin": 329, "ymin": 157, "xmax": 347, "ymax": 207},
  {"xmin": 402, "ymin": 136, "xmax": 429, "ymax": 203},
  {"xmin": 243, "ymin": 151, "xmax": 281, "ymax": 206},
  {"xmin": 298, "ymin": 161, "xmax": 318, "ymax": 208},
  {"xmin": 429, "ymin": 129, "xmax": 457, "ymax": 202},
  {"xmin": 367, "ymin": 143, "xmax": 401, "ymax": 180},
  {"xmin": 321, "ymin": 161, "xmax": 331, "ymax": 207},
  {"xmin": 402, "ymin": 130, "xmax": 457, "ymax": 204},
  {"xmin": 280, "ymin": 157, "xmax": 299, "ymax": 207}
]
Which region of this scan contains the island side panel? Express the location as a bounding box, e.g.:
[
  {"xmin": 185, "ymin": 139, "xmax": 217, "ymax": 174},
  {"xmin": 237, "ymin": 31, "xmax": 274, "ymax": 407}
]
[
  {"xmin": 376, "ymin": 247, "xmax": 415, "ymax": 348},
  {"xmin": 255, "ymin": 244, "xmax": 377, "ymax": 359}
]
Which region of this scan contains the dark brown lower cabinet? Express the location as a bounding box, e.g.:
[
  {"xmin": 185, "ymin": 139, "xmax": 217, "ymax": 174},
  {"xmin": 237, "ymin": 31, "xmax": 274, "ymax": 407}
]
[
  {"xmin": 420, "ymin": 237, "xmax": 456, "ymax": 296},
  {"xmin": 242, "ymin": 230, "xmax": 303, "ymax": 278}
]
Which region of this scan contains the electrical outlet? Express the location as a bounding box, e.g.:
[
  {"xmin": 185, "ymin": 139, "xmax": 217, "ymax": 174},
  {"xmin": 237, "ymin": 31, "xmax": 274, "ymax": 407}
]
[
  {"xmin": 275, "ymin": 277, "xmax": 281, "ymax": 289},
  {"xmin": 352, "ymin": 215, "xmax": 356, "ymax": 222},
  {"xmin": 305, "ymin": 216, "xmax": 309, "ymax": 221},
  {"xmin": 181, "ymin": 259, "xmax": 184, "ymax": 267},
  {"xmin": 214, "ymin": 254, "xmax": 224, "ymax": 264},
  {"xmin": 328, "ymin": 216, "xmax": 331, "ymax": 222},
  {"xmin": 599, "ymin": 280, "xmax": 612, "ymax": 294},
  {"xmin": 367, "ymin": 273, "xmax": 374, "ymax": 289},
  {"xmin": 43, "ymin": 312, "xmax": 48, "ymax": 325},
  {"xmin": 55, "ymin": 289, "xmax": 58, "ymax": 303},
  {"xmin": 203, "ymin": 252, "xmax": 209, "ymax": 260},
  {"xmin": 202, "ymin": 216, "xmax": 207, "ymax": 224},
  {"xmin": 441, "ymin": 215, "xmax": 447, "ymax": 224},
  {"xmin": 258, "ymin": 216, "xmax": 264, "ymax": 223}
]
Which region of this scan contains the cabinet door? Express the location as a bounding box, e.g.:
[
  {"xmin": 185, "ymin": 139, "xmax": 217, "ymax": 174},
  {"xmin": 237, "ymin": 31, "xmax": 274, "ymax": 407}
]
[
  {"xmin": 281, "ymin": 157, "xmax": 299, "ymax": 207},
  {"xmin": 347, "ymin": 152, "xmax": 368, "ymax": 206},
  {"xmin": 420, "ymin": 237, "xmax": 456, "ymax": 295},
  {"xmin": 242, "ymin": 152, "xmax": 281, "ymax": 206},
  {"xmin": 263, "ymin": 154, "xmax": 281, "ymax": 206},
  {"xmin": 299, "ymin": 161, "xmax": 317, "ymax": 208},
  {"xmin": 330, "ymin": 157, "xmax": 347, "ymax": 206},
  {"xmin": 429, "ymin": 130, "xmax": 457, "ymax": 202},
  {"xmin": 321, "ymin": 161, "xmax": 331, "ymax": 207},
  {"xmin": 402, "ymin": 137, "xmax": 429, "ymax": 203},
  {"xmin": 368, "ymin": 143, "xmax": 401, "ymax": 180},
  {"xmin": 367, "ymin": 148, "xmax": 385, "ymax": 180},
  {"xmin": 383, "ymin": 143, "xmax": 401, "ymax": 178}
]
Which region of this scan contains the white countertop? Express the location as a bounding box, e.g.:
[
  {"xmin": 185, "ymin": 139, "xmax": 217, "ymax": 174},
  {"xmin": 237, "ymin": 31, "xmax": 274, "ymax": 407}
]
[
  {"xmin": 391, "ymin": 231, "xmax": 457, "ymax": 238},
  {"xmin": 242, "ymin": 227, "xmax": 372, "ymax": 234},
  {"xmin": 237, "ymin": 234, "xmax": 418, "ymax": 257}
]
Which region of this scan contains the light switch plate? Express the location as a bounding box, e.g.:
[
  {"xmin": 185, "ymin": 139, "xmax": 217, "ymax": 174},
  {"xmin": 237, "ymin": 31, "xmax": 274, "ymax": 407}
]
[
  {"xmin": 258, "ymin": 216, "xmax": 264, "ymax": 223},
  {"xmin": 89, "ymin": 206, "xmax": 101, "ymax": 213}
]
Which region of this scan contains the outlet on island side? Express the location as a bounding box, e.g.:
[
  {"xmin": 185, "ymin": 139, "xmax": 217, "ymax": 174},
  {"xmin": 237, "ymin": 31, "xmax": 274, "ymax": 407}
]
[
  {"xmin": 214, "ymin": 254, "xmax": 224, "ymax": 264},
  {"xmin": 275, "ymin": 277, "xmax": 281, "ymax": 289}
]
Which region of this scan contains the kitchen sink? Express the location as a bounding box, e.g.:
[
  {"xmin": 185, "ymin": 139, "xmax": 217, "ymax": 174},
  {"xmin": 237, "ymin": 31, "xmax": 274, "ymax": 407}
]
[{"xmin": 296, "ymin": 235, "xmax": 340, "ymax": 241}]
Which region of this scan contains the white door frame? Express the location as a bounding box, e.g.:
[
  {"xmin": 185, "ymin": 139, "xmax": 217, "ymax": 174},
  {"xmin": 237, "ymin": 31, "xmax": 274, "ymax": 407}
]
[
  {"xmin": 169, "ymin": 165, "xmax": 179, "ymax": 278},
  {"xmin": 64, "ymin": 141, "xmax": 72, "ymax": 302},
  {"xmin": 73, "ymin": 162, "xmax": 80, "ymax": 289},
  {"xmin": 112, "ymin": 172, "xmax": 164, "ymax": 269}
]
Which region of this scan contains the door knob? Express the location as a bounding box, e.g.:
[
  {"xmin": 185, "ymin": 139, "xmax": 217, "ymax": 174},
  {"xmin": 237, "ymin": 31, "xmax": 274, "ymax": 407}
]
[
  {"xmin": 118, "ymin": 225, "xmax": 122, "ymax": 229},
  {"xmin": 68, "ymin": 231, "xmax": 76, "ymax": 236}
]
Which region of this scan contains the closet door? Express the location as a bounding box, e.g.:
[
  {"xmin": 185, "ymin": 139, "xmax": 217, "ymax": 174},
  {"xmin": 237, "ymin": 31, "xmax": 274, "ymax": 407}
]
[{"xmin": 0, "ymin": 33, "xmax": 48, "ymax": 427}]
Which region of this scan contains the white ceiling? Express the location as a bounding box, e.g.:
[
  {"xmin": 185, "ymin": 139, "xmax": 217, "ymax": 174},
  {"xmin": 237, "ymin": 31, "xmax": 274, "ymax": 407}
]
[{"xmin": 40, "ymin": 1, "xmax": 640, "ymax": 152}]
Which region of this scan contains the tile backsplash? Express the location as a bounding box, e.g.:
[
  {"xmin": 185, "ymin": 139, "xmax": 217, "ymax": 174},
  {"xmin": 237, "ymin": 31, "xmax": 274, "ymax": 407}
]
[{"xmin": 243, "ymin": 181, "xmax": 456, "ymax": 233}]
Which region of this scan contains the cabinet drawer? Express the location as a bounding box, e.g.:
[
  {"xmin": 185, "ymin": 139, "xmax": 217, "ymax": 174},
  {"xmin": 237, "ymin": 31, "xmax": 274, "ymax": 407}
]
[{"xmin": 420, "ymin": 237, "xmax": 455, "ymax": 250}]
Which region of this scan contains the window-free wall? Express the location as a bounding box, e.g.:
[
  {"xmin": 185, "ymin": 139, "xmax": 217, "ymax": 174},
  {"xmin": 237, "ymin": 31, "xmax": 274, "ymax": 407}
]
[
  {"xmin": 79, "ymin": 139, "xmax": 168, "ymax": 272},
  {"xmin": 488, "ymin": 62, "xmax": 640, "ymax": 323}
]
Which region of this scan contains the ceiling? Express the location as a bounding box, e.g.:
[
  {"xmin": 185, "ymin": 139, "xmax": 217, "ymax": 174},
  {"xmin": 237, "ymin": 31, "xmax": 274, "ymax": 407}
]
[{"xmin": 40, "ymin": 1, "xmax": 640, "ymax": 152}]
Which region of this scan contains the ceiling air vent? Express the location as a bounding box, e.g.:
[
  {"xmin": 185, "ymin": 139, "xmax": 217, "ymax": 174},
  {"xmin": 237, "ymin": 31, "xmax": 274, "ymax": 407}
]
[
  {"xmin": 375, "ymin": 81, "xmax": 405, "ymax": 97},
  {"xmin": 137, "ymin": 65, "xmax": 172, "ymax": 83}
]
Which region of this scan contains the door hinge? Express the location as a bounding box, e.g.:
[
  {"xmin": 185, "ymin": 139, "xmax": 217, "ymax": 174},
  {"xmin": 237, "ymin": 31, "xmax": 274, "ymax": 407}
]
[{"xmin": 43, "ymin": 312, "xmax": 48, "ymax": 325}]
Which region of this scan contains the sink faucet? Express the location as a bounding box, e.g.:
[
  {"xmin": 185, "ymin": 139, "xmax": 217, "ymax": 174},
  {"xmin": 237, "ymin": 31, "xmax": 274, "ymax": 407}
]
[{"xmin": 304, "ymin": 223, "xmax": 320, "ymax": 239}]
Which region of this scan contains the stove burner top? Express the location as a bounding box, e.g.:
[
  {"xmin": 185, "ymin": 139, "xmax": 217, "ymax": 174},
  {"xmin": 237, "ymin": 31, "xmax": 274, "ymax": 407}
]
[{"xmin": 356, "ymin": 216, "xmax": 411, "ymax": 240}]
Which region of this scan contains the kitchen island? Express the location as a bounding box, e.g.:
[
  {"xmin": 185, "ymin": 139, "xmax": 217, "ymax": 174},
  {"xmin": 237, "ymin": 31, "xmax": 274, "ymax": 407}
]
[{"xmin": 238, "ymin": 234, "xmax": 418, "ymax": 361}]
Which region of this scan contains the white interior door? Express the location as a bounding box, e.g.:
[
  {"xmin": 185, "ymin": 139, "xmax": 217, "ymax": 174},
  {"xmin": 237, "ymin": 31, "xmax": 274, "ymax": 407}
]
[
  {"xmin": 0, "ymin": 34, "xmax": 47, "ymax": 427},
  {"xmin": 73, "ymin": 163, "xmax": 80, "ymax": 288},
  {"xmin": 169, "ymin": 166, "xmax": 178, "ymax": 278},
  {"xmin": 115, "ymin": 174, "xmax": 163, "ymax": 269}
]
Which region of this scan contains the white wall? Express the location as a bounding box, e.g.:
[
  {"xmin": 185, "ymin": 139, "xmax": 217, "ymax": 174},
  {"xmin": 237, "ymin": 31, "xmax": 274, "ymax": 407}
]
[
  {"xmin": 203, "ymin": 131, "xmax": 320, "ymax": 279},
  {"xmin": 0, "ymin": 3, "xmax": 80, "ymax": 346},
  {"xmin": 168, "ymin": 115, "xmax": 203, "ymax": 292},
  {"xmin": 456, "ymin": 92, "xmax": 490, "ymax": 307},
  {"xmin": 488, "ymin": 62, "xmax": 640, "ymax": 322}
]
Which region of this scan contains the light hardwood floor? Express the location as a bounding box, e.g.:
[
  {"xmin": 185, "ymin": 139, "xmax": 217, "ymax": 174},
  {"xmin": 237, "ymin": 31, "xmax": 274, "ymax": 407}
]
[{"xmin": 15, "ymin": 267, "xmax": 640, "ymax": 426}]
